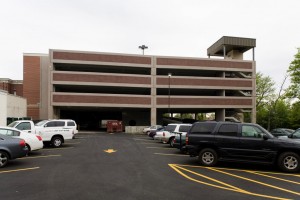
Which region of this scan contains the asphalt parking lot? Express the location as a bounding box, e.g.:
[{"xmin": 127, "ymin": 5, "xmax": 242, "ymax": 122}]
[{"xmin": 1, "ymin": 132, "xmax": 300, "ymax": 200}]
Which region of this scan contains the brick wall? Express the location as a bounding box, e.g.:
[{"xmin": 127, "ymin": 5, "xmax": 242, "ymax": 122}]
[{"xmin": 23, "ymin": 56, "xmax": 40, "ymax": 119}]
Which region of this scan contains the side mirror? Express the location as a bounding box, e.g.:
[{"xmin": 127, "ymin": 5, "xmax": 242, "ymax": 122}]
[{"xmin": 263, "ymin": 134, "xmax": 269, "ymax": 140}]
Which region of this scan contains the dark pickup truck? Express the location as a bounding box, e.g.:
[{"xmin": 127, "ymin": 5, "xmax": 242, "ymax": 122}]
[{"xmin": 186, "ymin": 121, "xmax": 300, "ymax": 173}]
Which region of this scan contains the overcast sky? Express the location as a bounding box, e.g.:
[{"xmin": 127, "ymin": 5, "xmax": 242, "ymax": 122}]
[{"xmin": 1, "ymin": 0, "xmax": 299, "ymax": 88}]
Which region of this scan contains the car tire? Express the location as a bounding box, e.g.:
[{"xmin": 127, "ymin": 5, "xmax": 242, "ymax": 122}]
[
  {"xmin": 169, "ymin": 137, "xmax": 175, "ymax": 147},
  {"xmin": 198, "ymin": 148, "xmax": 218, "ymax": 167},
  {"xmin": 26, "ymin": 144, "xmax": 31, "ymax": 151},
  {"xmin": 51, "ymin": 137, "xmax": 63, "ymax": 148},
  {"xmin": 278, "ymin": 152, "xmax": 300, "ymax": 173},
  {"xmin": 0, "ymin": 151, "xmax": 9, "ymax": 168}
]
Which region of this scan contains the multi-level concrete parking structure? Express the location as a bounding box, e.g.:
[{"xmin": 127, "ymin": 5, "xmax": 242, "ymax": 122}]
[{"xmin": 23, "ymin": 36, "xmax": 256, "ymax": 129}]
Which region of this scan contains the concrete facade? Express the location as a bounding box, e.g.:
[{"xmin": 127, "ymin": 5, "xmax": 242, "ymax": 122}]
[
  {"xmin": 0, "ymin": 90, "xmax": 27, "ymax": 126},
  {"xmin": 23, "ymin": 47, "xmax": 256, "ymax": 129}
]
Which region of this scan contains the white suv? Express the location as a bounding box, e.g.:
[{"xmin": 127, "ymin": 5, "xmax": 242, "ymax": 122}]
[
  {"xmin": 36, "ymin": 119, "xmax": 78, "ymax": 135},
  {"xmin": 159, "ymin": 123, "xmax": 192, "ymax": 146}
]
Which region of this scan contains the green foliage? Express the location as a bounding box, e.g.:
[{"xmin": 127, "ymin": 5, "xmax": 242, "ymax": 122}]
[
  {"xmin": 256, "ymin": 72, "xmax": 276, "ymax": 109},
  {"xmin": 289, "ymin": 102, "xmax": 300, "ymax": 129},
  {"xmin": 286, "ymin": 48, "xmax": 300, "ymax": 99}
]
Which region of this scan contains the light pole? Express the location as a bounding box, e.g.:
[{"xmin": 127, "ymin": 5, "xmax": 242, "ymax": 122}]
[
  {"xmin": 138, "ymin": 45, "xmax": 148, "ymax": 55},
  {"xmin": 168, "ymin": 73, "xmax": 172, "ymax": 117}
]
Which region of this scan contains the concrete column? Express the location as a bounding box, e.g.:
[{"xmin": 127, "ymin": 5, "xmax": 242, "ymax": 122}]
[
  {"xmin": 48, "ymin": 50, "xmax": 54, "ymax": 119},
  {"xmin": 150, "ymin": 56, "xmax": 157, "ymax": 125},
  {"xmin": 251, "ymin": 60, "xmax": 257, "ymax": 123},
  {"xmin": 215, "ymin": 109, "xmax": 225, "ymax": 121}
]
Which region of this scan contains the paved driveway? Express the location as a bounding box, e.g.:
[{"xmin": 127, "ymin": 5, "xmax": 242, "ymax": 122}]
[{"xmin": 1, "ymin": 132, "xmax": 300, "ymax": 200}]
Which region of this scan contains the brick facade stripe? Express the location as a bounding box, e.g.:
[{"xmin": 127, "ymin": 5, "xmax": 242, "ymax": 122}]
[
  {"xmin": 157, "ymin": 57, "xmax": 252, "ymax": 69},
  {"xmin": 157, "ymin": 77, "xmax": 252, "ymax": 87},
  {"xmin": 53, "ymin": 73, "xmax": 151, "ymax": 85},
  {"xmin": 157, "ymin": 98, "xmax": 252, "ymax": 106},
  {"xmin": 53, "ymin": 94, "xmax": 151, "ymax": 105},
  {"xmin": 53, "ymin": 52, "xmax": 151, "ymax": 65}
]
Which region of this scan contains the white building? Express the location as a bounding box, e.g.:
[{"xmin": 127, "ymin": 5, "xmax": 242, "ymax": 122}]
[{"xmin": 0, "ymin": 90, "xmax": 27, "ymax": 126}]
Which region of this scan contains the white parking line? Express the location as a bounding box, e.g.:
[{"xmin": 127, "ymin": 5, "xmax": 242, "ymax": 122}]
[
  {"xmin": 154, "ymin": 153, "xmax": 189, "ymax": 157},
  {"xmin": 0, "ymin": 167, "xmax": 40, "ymax": 174},
  {"xmin": 18, "ymin": 155, "xmax": 61, "ymax": 159}
]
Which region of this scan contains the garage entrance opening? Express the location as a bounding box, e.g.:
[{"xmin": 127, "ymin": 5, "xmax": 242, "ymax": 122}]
[{"xmin": 60, "ymin": 110, "xmax": 122, "ymax": 131}]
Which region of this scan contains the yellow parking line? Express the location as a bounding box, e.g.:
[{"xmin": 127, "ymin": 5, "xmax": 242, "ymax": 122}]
[
  {"xmin": 170, "ymin": 164, "xmax": 291, "ymax": 200},
  {"xmin": 18, "ymin": 155, "xmax": 61, "ymax": 159},
  {"xmin": 246, "ymin": 170, "xmax": 300, "ymax": 185},
  {"xmin": 171, "ymin": 164, "xmax": 247, "ymax": 192},
  {"xmin": 209, "ymin": 167, "xmax": 300, "ymax": 196},
  {"xmin": 41, "ymin": 147, "xmax": 74, "ymax": 151},
  {"xmin": 0, "ymin": 167, "xmax": 40, "ymax": 174},
  {"xmin": 176, "ymin": 164, "xmax": 300, "ymax": 177},
  {"xmin": 154, "ymin": 153, "xmax": 188, "ymax": 157}
]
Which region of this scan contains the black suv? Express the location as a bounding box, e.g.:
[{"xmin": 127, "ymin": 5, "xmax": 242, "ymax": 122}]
[{"xmin": 186, "ymin": 121, "xmax": 300, "ymax": 172}]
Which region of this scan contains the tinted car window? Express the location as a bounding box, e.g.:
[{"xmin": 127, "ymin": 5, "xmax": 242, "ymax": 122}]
[
  {"xmin": 45, "ymin": 121, "xmax": 56, "ymax": 127},
  {"xmin": 165, "ymin": 125, "xmax": 176, "ymax": 132},
  {"xmin": 179, "ymin": 125, "xmax": 191, "ymax": 132},
  {"xmin": 56, "ymin": 121, "xmax": 65, "ymax": 127},
  {"xmin": 16, "ymin": 122, "xmax": 31, "ymax": 130},
  {"xmin": 217, "ymin": 124, "xmax": 238, "ymax": 136},
  {"xmin": 242, "ymin": 125, "xmax": 264, "ymax": 138},
  {"xmin": 67, "ymin": 121, "xmax": 75, "ymax": 126},
  {"xmin": 190, "ymin": 122, "xmax": 217, "ymax": 134}
]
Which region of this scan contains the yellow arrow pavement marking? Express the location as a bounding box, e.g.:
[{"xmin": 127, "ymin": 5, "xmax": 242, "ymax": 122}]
[
  {"xmin": 0, "ymin": 167, "xmax": 40, "ymax": 174},
  {"xmin": 104, "ymin": 149, "xmax": 117, "ymax": 153},
  {"xmin": 169, "ymin": 164, "xmax": 291, "ymax": 200}
]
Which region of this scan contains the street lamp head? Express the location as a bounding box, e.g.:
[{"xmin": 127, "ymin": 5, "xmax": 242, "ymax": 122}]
[
  {"xmin": 139, "ymin": 45, "xmax": 148, "ymax": 50},
  {"xmin": 168, "ymin": 73, "xmax": 172, "ymax": 77}
]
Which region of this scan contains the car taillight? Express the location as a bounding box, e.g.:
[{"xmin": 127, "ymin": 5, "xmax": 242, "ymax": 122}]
[
  {"xmin": 19, "ymin": 139, "xmax": 26, "ymax": 147},
  {"xmin": 163, "ymin": 132, "xmax": 165, "ymax": 137},
  {"xmin": 36, "ymin": 135, "xmax": 42, "ymax": 141},
  {"xmin": 185, "ymin": 134, "xmax": 189, "ymax": 145}
]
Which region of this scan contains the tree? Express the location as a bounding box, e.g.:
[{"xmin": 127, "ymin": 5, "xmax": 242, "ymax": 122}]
[
  {"xmin": 286, "ymin": 48, "xmax": 300, "ymax": 100},
  {"xmin": 255, "ymin": 72, "xmax": 290, "ymax": 130},
  {"xmin": 289, "ymin": 102, "xmax": 300, "ymax": 129},
  {"xmin": 256, "ymin": 72, "xmax": 276, "ymax": 109}
]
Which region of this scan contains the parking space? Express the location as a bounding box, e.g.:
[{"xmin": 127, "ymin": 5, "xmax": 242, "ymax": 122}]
[
  {"xmin": 135, "ymin": 135, "xmax": 300, "ymax": 200},
  {"xmin": 1, "ymin": 133, "xmax": 300, "ymax": 200}
]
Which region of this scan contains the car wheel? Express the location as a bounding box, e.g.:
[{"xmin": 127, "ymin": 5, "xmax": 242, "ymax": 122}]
[
  {"xmin": 198, "ymin": 148, "xmax": 218, "ymax": 167},
  {"xmin": 278, "ymin": 152, "xmax": 300, "ymax": 172},
  {"xmin": 26, "ymin": 144, "xmax": 31, "ymax": 151},
  {"xmin": 51, "ymin": 137, "xmax": 63, "ymax": 148},
  {"xmin": 0, "ymin": 151, "xmax": 9, "ymax": 168},
  {"xmin": 169, "ymin": 137, "xmax": 175, "ymax": 147},
  {"xmin": 25, "ymin": 144, "xmax": 31, "ymax": 156}
]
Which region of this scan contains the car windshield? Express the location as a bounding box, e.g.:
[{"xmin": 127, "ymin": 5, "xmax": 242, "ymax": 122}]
[
  {"xmin": 7, "ymin": 121, "xmax": 18, "ymax": 127},
  {"xmin": 292, "ymin": 129, "xmax": 300, "ymax": 138}
]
